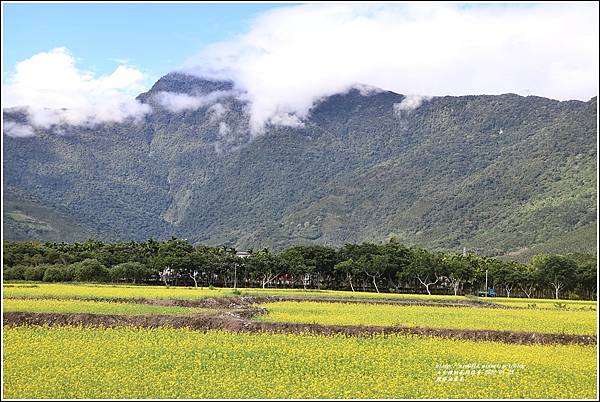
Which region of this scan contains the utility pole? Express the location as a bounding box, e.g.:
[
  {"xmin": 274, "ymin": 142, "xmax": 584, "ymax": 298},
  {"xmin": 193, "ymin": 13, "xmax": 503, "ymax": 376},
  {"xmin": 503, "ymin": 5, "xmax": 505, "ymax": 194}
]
[
  {"xmin": 485, "ymin": 269, "xmax": 488, "ymax": 298},
  {"xmin": 233, "ymin": 263, "xmax": 238, "ymax": 289}
]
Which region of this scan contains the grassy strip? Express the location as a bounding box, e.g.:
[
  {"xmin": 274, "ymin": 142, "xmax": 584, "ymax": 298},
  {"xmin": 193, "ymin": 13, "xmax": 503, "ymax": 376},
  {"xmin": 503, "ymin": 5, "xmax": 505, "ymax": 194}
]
[{"xmin": 256, "ymin": 301, "xmax": 597, "ymax": 335}]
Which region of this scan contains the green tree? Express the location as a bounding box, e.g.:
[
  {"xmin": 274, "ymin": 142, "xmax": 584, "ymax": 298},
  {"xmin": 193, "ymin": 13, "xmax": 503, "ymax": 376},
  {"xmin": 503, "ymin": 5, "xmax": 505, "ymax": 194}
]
[
  {"xmin": 516, "ymin": 263, "xmax": 539, "ymax": 298},
  {"xmin": 184, "ymin": 249, "xmax": 220, "ymax": 287},
  {"xmin": 488, "ymin": 259, "xmax": 523, "ymax": 298},
  {"xmin": 401, "ymin": 248, "xmax": 447, "ymax": 295},
  {"xmin": 43, "ymin": 265, "xmax": 75, "ymax": 282},
  {"xmin": 23, "ymin": 264, "xmax": 49, "ymax": 281},
  {"xmin": 575, "ymin": 261, "xmax": 597, "ymax": 298},
  {"xmin": 334, "ymin": 259, "xmax": 361, "ymax": 292},
  {"xmin": 280, "ymin": 248, "xmax": 313, "ymax": 289},
  {"xmin": 247, "ymin": 250, "xmax": 283, "ymax": 288},
  {"xmin": 4, "ymin": 265, "xmax": 26, "ymax": 280},
  {"xmin": 443, "ymin": 254, "xmax": 476, "ymax": 296},
  {"xmin": 70, "ymin": 258, "xmax": 109, "ymax": 282},
  {"xmin": 109, "ymin": 262, "xmax": 153, "ymax": 284},
  {"xmin": 152, "ymin": 238, "xmax": 193, "ymax": 286},
  {"xmin": 379, "ymin": 240, "xmax": 411, "ymax": 291},
  {"xmin": 531, "ymin": 254, "xmax": 578, "ymax": 299}
]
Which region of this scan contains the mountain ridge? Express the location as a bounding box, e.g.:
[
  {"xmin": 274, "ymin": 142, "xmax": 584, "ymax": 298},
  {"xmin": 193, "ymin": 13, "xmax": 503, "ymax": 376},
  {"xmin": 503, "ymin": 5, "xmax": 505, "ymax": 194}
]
[{"xmin": 3, "ymin": 73, "xmax": 597, "ymax": 261}]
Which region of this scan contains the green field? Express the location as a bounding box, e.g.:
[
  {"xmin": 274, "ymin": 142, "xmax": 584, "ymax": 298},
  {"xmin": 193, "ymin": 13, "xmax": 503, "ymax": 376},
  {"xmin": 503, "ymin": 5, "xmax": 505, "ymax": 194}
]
[
  {"xmin": 2, "ymin": 298, "xmax": 211, "ymax": 316},
  {"xmin": 255, "ymin": 301, "xmax": 597, "ymax": 335},
  {"xmin": 3, "ymin": 326, "xmax": 596, "ymax": 399}
]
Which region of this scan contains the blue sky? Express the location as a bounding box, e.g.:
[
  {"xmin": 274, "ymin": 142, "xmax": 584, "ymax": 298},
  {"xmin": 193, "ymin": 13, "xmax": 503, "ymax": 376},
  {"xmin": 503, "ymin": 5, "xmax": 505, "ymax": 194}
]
[{"xmin": 2, "ymin": 2, "xmax": 289, "ymax": 83}]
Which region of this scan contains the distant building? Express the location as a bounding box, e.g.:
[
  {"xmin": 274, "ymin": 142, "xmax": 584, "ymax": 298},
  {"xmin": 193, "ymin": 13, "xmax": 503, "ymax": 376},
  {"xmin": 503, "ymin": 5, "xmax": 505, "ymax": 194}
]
[{"xmin": 235, "ymin": 251, "xmax": 251, "ymax": 258}]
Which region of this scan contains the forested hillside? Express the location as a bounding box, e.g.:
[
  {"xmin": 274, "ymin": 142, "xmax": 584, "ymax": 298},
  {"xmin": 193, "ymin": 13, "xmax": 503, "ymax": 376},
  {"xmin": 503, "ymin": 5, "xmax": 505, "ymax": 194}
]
[{"xmin": 3, "ymin": 73, "xmax": 597, "ymax": 260}]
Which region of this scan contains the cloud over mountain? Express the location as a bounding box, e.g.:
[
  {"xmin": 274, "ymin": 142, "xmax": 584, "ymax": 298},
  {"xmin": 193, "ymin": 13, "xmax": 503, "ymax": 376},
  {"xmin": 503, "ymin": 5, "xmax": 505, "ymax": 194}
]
[
  {"xmin": 153, "ymin": 90, "xmax": 237, "ymax": 113},
  {"xmin": 183, "ymin": 3, "xmax": 598, "ymax": 133},
  {"xmin": 3, "ymin": 4, "xmax": 598, "ymax": 136},
  {"xmin": 3, "ymin": 121, "xmax": 35, "ymax": 138},
  {"xmin": 3, "ymin": 47, "xmax": 150, "ymax": 129}
]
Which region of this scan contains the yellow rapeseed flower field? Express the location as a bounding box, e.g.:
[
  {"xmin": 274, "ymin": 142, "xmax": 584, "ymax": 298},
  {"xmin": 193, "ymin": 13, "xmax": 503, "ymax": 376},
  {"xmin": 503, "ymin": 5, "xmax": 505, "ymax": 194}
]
[
  {"xmin": 3, "ymin": 326, "xmax": 596, "ymax": 399},
  {"xmin": 3, "ymin": 282, "xmax": 465, "ymax": 301},
  {"xmin": 3, "ymin": 298, "xmax": 212, "ymax": 316},
  {"xmin": 488, "ymin": 297, "xmax": 597, "ymax": 310},
  {"xmin": 6, "ymin": 282, "xmax": 595, "ymax": 307},
  {"xmin": 3, "ymin": 283, "xmax": 597, "ymax": 399},
  {"xmin": 256, "ymin": 301, "xmax": 597, "ymax": 335}
]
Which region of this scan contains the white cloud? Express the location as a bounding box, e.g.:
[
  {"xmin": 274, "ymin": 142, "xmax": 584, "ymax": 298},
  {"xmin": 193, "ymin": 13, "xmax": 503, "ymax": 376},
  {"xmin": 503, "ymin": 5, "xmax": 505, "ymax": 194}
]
[
  {"xmin": 393, "ymin": 95, "xmax": 431, "ymax": 115},
  {"xmin": 153, "ymin": 90, "xmax": 235, "ymax": 113},
  {"xmin": 268, "ymin": 112, "xmax": 305, "ymax": 129},
  {"xmin": 218, "ymin": 121, "xmax": 230, "ymax": 137},
  {"xmin": 3, "ymin": 47, "xmax": 151, "ymax": 129},
  {"xmin": 3, "ymin": 121, "xmax": 35, "ymax": 138},
  {"xmin": 183, "ymin": 3, "xmax": 599, "ymax": 133},
  {"xmin": 208, "ymin": 103, "xmax": 228, "ymax": 120}
]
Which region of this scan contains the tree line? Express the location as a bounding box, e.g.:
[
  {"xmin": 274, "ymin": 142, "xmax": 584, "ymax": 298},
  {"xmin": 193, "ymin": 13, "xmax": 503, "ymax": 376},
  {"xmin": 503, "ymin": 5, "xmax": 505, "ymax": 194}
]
[{"xmin": 2, "ymin": 238, "xmax": 597, "ymax": 300}]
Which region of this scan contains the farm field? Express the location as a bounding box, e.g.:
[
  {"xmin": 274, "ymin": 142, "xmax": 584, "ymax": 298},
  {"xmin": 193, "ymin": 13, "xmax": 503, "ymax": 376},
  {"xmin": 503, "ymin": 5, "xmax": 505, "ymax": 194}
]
[
  {"xmin": 5, "ymin": 282, "xmax": 597, "ymax": 307},
  {"xmin": 488, "ymin": 297, "xmax": 597, "ymax": 310},
  {"xmin": 3, "ymin": 326, "xmax": 597, "ymax": 399},
  {"xmin": 2, "ymin": 298, "xmax": 212, "ymax": 316},
  {"xmin": 2, "ymin": 282, "xmax": 598, "ymax": 399},
  {"xmin": 255, "ymin": 301, "xmax": 598, "ymax": 335},
  {"xmin": 3, "ymin": 282, "xmax": 464, "ymax": 301}
]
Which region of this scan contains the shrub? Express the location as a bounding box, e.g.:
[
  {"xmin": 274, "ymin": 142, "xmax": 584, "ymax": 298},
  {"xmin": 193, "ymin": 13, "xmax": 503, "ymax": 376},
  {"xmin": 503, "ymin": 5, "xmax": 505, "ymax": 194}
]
[
  {"xmin": 70, "ymin": 259, "xmax": 109, "ymax": 282},
  {"xmin": 43, "ymin": 265, "xmax": 74, "ymax": 282},
  {"xmin": 3, "ymin": 265, "xmax": 26, "ymax": 280},
  {"xmin": 108, "ymin": 264, "xmax": 126, "ymax": 282},
  {"xmin": 109, "ymin": 262, "xmax": 153, "ymax": 283},
  {"xmin": 23, "ymin": 265, "xmax": 49, "ymax": 281}
]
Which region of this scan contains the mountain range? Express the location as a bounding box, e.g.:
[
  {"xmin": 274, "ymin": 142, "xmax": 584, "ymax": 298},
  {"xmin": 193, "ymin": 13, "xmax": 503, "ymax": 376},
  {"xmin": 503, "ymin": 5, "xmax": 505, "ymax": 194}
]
[{"xmin": 3, "ymin": 72, "xmax": 597, "ymax": 261}]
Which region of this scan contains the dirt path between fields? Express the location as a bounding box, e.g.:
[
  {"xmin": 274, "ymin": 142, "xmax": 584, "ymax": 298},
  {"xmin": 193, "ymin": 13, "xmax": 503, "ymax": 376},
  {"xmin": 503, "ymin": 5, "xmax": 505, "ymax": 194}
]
[{"xmin": 3, "ymin": 310, "xmax": 595, "ymax": 346}]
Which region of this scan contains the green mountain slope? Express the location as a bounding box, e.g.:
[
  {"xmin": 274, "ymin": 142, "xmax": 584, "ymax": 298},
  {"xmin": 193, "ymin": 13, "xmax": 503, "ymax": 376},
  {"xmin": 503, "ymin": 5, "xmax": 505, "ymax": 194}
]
[
  {"xmin": 3, "ymin": 190, "xmax": 95, "ymax": 242},
  {"xmin": 3, "ymin": 74, "xmax": 597, "ymax": 258}
]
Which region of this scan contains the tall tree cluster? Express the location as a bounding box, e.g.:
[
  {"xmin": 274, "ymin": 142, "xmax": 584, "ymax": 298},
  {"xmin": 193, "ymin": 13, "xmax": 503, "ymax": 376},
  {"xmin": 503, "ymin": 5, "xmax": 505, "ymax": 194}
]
[{"xmin": 3, "ymin": 238, "xmax": 597, "ymax": 299}]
